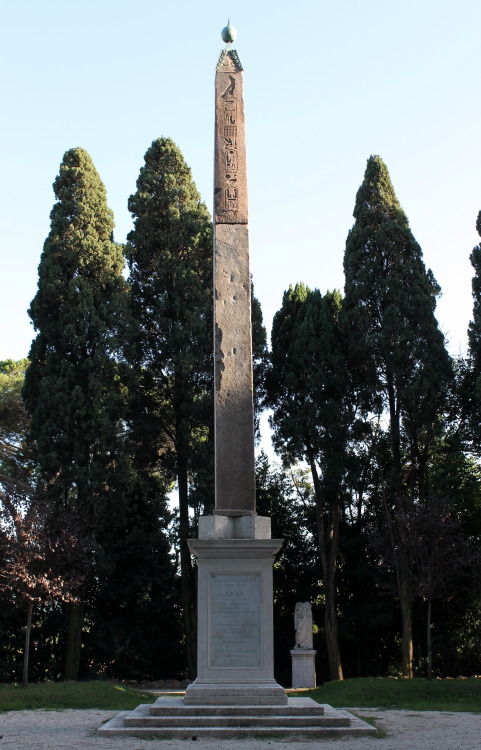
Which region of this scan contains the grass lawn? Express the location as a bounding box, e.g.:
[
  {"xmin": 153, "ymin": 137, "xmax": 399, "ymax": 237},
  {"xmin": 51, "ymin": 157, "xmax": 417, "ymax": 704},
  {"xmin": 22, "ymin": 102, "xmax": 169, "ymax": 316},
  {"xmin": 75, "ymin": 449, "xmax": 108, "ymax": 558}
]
[
  {"xmin": 0, "ymin": 680, "xmax": 155, "ymax": 712},
  {"xmin": 1, "ymin": 677, "xmax": 480, "ymax": 713},
  {"xmin": 291, "ymin": 677, "xmax": 481, "ymax": 712}
]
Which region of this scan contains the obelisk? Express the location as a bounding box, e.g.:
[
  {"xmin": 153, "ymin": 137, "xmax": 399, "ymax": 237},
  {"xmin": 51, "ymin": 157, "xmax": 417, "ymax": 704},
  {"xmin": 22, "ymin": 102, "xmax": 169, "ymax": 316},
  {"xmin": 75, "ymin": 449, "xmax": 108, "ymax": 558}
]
[
  {"xmin": 213, "ymin": 24, "xmax": 255, "ymax": 517},
  {"xmin": 185, "ymin": 24, "xmax": 286, "ymax": 706}
]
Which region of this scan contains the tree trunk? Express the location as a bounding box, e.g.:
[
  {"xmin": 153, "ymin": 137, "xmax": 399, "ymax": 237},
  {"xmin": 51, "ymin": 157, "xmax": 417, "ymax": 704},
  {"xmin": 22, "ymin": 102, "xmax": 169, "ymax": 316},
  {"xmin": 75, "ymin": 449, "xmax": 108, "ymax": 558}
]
[
  {"xmin": 309, "ymin": 457, "xmax": 343, "ymax": 681},
  {"xmin": 400, "ymin": 578, "xmax": 413, "ymax": 678},
  {"xmin": 22, "ymin": 601, "xmax": 33, "ymax": 687},
  {"xmin": 324, "ymin": 564, "xmax": 344, "ymax": 681},
  {"xmin": 64, "ymin": 600, "xmax": 83, "ymax": 680},
  {"xmin": 427, "ymin": 598, "xmax": 432, "ymax": 680},
  {"xmin": 177, "ymin": 435, "xmax": 197, "ymax": 679}
]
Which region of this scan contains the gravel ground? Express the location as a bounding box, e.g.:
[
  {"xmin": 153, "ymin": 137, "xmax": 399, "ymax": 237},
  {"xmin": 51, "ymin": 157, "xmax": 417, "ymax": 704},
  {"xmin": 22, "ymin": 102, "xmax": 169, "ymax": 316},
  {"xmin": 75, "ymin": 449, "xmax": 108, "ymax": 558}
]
[{"xmin": 0, "ymin": 708, "xmax": 480, "ymax": 750}]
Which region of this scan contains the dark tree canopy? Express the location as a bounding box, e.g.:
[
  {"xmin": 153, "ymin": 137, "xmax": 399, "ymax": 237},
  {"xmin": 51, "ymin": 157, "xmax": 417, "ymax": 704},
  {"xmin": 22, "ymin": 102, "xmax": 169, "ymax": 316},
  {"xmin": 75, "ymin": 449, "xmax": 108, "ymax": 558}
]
[
  {"xmin": 343, "ymin": 155, "xmax": 452, "ymax": 678},
  {"xmin": 467, "ymin": 211, "xmax": 481, "ymax": 439},
  {"xmin": 343, "ymin": 154, "xmax": 452, "ymax": 501},
  {"xmin": 22, "ymin": 147, "xmax": 130, "ymax": 679},
  {"xmin": 24, "ymin": 147, "xmax": 128, "ymax": 514},
  {"xmin": 268, "ymin": 283, "xmax": 351, "ymax": 681},
  {"xmin": 125, "ymin": 137, "xmax": 213, "ymax": 677}
]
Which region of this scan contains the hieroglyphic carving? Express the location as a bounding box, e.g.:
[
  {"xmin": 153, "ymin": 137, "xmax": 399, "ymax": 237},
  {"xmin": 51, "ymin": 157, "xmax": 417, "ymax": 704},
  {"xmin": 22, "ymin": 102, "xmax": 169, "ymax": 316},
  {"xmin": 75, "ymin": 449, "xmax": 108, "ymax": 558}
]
[
  {"xmin": 214, "ymin": 50, "xmax": 247, "ymax": 224},
  {"xmin": 221, "ymin": 77, "xmax": 238, "ymax": 211}
]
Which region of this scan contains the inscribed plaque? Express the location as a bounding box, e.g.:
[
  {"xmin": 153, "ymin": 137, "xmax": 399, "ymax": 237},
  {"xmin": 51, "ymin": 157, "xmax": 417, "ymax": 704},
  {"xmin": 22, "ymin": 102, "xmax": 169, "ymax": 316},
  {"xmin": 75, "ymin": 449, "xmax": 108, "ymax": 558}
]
[{"xmin": 209, "ymin": 574, "xmax": 261, "ymax": 668}]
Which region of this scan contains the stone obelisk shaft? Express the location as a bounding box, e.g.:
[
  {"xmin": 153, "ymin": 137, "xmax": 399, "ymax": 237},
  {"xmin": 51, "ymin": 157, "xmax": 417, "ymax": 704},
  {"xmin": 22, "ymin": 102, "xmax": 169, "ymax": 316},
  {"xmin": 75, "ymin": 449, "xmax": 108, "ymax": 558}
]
[{"xmin": 214, "ymin": 49, "xmax": 256, "ymax": 516}]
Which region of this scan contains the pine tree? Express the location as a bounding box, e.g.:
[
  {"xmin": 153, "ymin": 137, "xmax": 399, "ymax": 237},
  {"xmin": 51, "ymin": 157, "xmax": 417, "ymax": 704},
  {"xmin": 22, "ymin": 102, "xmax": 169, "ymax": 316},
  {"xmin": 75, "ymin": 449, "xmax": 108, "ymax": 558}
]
[
  {"xmin": 125, "ymin": 138, "xmax": 213, "ymax": 677},
  {"xmin": 342, "ymin": 155, "xmax": 452, "ymax": 677},
  {"xmin": 23, "ymin": 148, "xmax": 129, "ymax": 680}
]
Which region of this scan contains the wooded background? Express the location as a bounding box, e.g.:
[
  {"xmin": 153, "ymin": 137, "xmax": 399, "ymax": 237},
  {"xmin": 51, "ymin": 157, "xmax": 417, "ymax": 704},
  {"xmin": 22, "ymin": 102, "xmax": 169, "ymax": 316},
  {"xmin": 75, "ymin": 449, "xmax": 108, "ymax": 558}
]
[{"xmin": 1, "ymin": 144, "xmax": 480, "ymax": 686}]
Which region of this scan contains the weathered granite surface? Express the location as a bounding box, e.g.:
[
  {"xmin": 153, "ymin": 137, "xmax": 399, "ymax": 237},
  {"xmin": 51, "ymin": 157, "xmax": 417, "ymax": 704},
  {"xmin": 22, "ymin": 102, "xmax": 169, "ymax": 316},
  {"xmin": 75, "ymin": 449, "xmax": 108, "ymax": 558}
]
[
  {"xmin": 214, "ymin": 223, "xmax": 256, "ymax": 516},
  {"xmin": 214, "ymin": 50, "xmax": 248, "ymax": 224}
]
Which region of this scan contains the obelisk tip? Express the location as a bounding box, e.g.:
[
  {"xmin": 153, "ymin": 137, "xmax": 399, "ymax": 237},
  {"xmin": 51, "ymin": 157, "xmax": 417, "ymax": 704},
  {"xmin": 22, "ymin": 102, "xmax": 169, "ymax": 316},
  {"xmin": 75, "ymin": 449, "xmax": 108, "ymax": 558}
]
[{"xmin": 221, "ymin": 20, "xmax": 237, "ymax": 45}]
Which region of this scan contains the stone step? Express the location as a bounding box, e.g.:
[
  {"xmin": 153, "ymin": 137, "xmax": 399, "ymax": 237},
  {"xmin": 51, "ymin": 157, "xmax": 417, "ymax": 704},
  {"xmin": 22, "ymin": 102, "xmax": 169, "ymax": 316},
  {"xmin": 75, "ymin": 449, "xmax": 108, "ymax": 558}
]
[
  {"xmin": 125, "ymin": 714, "xmax": 350, "ymax": 728},
  {"xmin": 99, "ymin": 718, "xmax": 376, "ymax": 739},
  {"xmin": 149, "ymin": 696, "xmax": 325, "ymax": 717},
  {"xmin": 97, "ymin": 701, "xmax": 378, "ymax": 740}
]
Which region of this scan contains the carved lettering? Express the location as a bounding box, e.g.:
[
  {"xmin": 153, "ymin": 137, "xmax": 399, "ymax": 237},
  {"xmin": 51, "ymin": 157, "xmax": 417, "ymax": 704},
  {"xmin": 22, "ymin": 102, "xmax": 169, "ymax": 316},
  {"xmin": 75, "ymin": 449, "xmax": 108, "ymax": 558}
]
[
  {"xmin": 215, "ymin": 55, "xmax": 247, "ymax": 223},
  {"xmin": 221, "ymin": 75, "xmax": 236, "ymax": 99},
  {"xmin": 224, "ymin": 135, "xmax": 237, "ymax": 149},
  {"xmin": 209, "ymin": 574, "xmax": 261, "ymax": 668},
  {"xmin": 225, "ymin": 187, "xmax": 238, "ymax": 210},
  {"xmin": 224, "ymin": 110, "xmax": 237, "ymax": 126},
  {"xmin": 225, "ymin": 149, "xmax": 238, "ymax": 171}
]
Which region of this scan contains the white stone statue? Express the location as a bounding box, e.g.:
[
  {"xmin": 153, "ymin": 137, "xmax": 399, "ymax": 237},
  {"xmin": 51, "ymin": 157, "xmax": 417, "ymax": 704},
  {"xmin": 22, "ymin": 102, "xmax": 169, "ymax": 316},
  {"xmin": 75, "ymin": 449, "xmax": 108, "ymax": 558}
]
[{"xmin": 294, "ymin": 601, "xmax": 313, "ymax": 649}]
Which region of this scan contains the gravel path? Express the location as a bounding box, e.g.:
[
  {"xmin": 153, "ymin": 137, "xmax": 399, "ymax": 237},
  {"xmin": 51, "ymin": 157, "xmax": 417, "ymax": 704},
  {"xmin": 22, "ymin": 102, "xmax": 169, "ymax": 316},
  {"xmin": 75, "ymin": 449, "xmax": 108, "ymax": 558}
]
[{"xmin": 0, "ymin": 708, "xmax": 480, "ymax": 749}]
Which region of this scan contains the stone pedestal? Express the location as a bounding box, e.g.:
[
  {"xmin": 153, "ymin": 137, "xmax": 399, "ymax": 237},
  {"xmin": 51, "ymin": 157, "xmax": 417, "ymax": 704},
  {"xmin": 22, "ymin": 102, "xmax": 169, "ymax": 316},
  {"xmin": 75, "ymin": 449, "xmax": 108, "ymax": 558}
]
[
  {"xmin": 291, "ymin": 649, "xmax": 317, "ymax": 689},
  {"xmin": 185, "ymin": 516, "xmax": 287, "ymax": 706}
]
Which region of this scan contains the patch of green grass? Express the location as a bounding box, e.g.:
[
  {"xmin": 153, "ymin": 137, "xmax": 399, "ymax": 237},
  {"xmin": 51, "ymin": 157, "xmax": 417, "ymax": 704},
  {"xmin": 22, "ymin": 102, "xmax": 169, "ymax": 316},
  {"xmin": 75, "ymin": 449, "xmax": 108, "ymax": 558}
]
[
  {"xmin": 0, "ymin": 681, "xmax": 156, "ymax": 712},
  {"xmin": 288, "ymin": 677, "xmax": 481, "ymax": 712}
]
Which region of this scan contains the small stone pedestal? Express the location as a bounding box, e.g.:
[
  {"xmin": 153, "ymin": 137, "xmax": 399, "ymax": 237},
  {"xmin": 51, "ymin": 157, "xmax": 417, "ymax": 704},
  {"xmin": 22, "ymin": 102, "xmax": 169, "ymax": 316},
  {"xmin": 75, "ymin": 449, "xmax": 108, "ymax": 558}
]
[
  {"xmin": 291, "ymin": 649, "xmax": 317, "ymax": 689},
  {"xmin": 185, "ymin": 515, "xmax": 287, "ymax": 706}
]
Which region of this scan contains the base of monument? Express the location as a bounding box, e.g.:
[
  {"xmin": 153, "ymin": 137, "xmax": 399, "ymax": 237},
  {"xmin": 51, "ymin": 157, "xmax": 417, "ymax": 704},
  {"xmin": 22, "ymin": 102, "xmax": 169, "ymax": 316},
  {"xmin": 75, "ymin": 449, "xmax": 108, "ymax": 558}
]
[
  {"xmin": 184, "ymin": 680, "xmax": 287, "ymax": 705},
  {"xmin": 291, "ymin": 649, "xmax": 317, "ymax": 688},
  {"xmin": 97, "ymin": 696, "xmax": 378, "ymax": 739}
]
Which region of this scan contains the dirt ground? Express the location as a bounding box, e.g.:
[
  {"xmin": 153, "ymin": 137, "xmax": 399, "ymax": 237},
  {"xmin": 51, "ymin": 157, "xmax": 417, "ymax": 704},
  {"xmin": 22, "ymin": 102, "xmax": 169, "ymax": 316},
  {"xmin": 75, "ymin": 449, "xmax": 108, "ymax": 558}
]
[{"xmin": 0, "ymin": 708, "xmax": 480, "ymax": 750}]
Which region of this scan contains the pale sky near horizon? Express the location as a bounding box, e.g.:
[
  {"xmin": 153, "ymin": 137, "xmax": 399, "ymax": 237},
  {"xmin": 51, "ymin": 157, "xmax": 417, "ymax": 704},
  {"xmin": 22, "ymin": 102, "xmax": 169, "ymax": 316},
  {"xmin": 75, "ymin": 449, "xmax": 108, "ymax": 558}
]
[{"xmin": 2, "ymin": 0, "xmax": 480, "ymax": 375}]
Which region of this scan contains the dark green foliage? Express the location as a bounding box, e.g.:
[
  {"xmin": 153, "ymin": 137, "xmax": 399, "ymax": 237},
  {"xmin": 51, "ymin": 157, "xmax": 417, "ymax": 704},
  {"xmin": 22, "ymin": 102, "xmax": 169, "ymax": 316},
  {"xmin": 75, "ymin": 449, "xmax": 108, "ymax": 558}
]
[
  {"xmin": 125, "ymin": 137, "xmax": 213, "ymax": 508},
  {"xmin": 342, "ymin": 155, "xmax": 453, "ymax": 678},
  {"xmin": 269, "ymin": 284, "xmax": 351, "ymax": 473},
  {"xmin": 125, "ymin": 138, "xmax": 213, "ymax": 676},
  {"xmin": 469, "ymin": 210, "xmax": 481, "ymax": 375},
  {"xmin": 21, "ymin": 148, "xmax": 181, "ymax": 681},
  {"xmin": 24, "ymin": 148, "xmax": 128, "ymax": 519},
  {"xmin": 255, "ymin": 453, "xmax": 321, "ymax": 686},
  {"xmin": 251, "ymin": 285, "xmax": 269, "ymax": 430},
  {"xmin": 343, "ymin": 155, "xmax": 452, "ymax": 500},
  {"xmin": 268, "ymin": 284, "xmax": 354, "ymax": 680},
  {"xmin": 23, "ymin": 148, "xmax": 130, "ymax": 679},
  {"xmin": 466, "ymin": 210, "xmax": 481, "ymax": 445},
  {"xmin": 0, "ymin": 360, "xmax": 31, "ymax": 478}
]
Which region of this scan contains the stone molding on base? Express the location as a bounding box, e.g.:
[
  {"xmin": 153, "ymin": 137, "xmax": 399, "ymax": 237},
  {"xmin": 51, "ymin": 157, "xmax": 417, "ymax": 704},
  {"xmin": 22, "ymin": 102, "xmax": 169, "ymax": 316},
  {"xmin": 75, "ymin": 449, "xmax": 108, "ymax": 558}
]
[
  {"xmin": 187, "ymin": 533, "xmax": 287, "ymax": 706},
  {"xmin": 199, "ymin": 514, "xmax": 271, "ymax": 539}
]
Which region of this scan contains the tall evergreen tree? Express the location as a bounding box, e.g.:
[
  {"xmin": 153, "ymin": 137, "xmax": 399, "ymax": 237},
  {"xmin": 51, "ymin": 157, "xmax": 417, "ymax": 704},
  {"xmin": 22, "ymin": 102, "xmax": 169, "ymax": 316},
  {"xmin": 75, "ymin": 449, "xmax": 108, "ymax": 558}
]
[
  {"xmin": 466, "ymin": 211, "xmax": 481, "ymax": 445},
  {"xmin": 0, "ymin": 359, "xmax": 30, "ymax": 478},
  {"xmin": 125, "ymin": 138, "xmax": 213, "ymax": 677},
  {"xmin": 268, "ymin": 283, "xmax": 353, "ymax": 680},
  {"xmin": 23, "ymin": 148, "xmax": 129, "ymax": 680},
  {"xmin": 342, "ymin": 155, "xmax": 452, "ymax": 677}
]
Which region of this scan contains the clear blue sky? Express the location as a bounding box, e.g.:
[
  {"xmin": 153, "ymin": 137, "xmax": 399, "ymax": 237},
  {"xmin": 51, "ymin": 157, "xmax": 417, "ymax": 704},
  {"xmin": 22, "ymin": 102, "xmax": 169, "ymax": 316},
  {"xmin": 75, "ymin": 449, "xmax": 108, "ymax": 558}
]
[{"xmin": 2, "ymin": 0, "xmax": 480, "ymax": 365}]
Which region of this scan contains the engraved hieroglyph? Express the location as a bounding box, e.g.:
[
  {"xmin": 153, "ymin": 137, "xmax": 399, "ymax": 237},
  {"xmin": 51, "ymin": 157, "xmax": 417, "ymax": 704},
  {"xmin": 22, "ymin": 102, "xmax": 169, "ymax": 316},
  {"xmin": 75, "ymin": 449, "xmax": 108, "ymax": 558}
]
[
  {"xmin": 214, "ymin": 51, "xmax": 247, "ymax": 224},
  {"xmin": 214, "ymin": 47, "xmax": 255, "ymax": 517}
]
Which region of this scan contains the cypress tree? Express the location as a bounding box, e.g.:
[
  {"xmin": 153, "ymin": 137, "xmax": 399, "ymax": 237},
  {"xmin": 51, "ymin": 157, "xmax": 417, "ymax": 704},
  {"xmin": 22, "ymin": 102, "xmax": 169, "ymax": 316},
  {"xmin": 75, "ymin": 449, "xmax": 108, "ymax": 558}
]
[
  {"xmin": 342, "ymin": 155, "xmax": 452, "ymax": 677},
  {"xmin": 23, "ymin": 148, "xmax": 128, "ymax": 680},
  {"xmin": 268, "ymin": 284, "xmax": 352, "ymax": 680},
  {"xmin": 125, "ymin": 138, "xmax": 213, "ymax": 677},
  {"xmin": 467, "ymin": 211, "xmax": 481, "ymax": 442}
]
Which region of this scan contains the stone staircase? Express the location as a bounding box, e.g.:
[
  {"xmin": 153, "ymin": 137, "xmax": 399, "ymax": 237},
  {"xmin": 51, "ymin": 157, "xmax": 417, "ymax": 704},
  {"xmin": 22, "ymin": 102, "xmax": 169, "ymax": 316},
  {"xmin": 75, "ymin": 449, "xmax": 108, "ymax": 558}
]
[{"xmin": 97, "ymin": 696, "xmax": 377, "ymax": 739}]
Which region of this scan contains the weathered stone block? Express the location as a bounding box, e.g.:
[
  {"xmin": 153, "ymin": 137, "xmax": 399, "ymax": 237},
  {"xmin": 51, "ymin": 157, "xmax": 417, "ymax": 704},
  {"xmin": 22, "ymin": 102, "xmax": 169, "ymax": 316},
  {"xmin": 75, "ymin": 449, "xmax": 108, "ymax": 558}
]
[{"xmin": 291, "ymin": 649, "xmax": 317, "ymax": 688}]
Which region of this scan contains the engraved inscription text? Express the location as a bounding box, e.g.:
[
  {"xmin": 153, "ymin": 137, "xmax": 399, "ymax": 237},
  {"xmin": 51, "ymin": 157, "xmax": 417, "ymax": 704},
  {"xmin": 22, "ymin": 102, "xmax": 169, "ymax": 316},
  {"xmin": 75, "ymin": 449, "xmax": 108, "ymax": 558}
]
[{"xmin": 210, "ymin": 574, "xmax": 261, "ymax": 668}]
